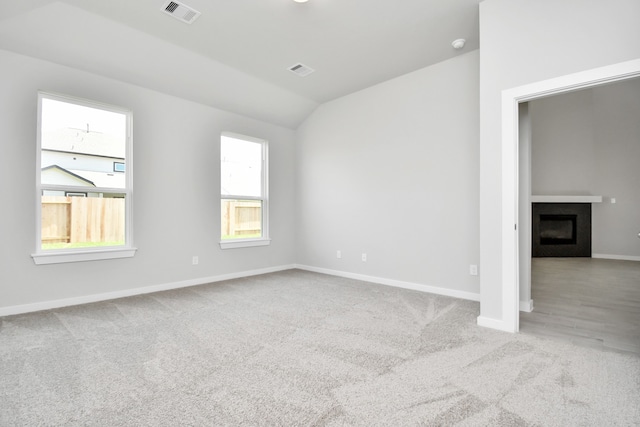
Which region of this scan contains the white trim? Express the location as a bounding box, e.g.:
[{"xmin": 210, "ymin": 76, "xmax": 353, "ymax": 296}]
[
  {"xmin": 0, "ymin": 264, "xmax": 295, "ymax": 317},
  {"xmin": 32, "ymin": 247, "xmax": 137, "ymax": 265},
  {"xmin": 518, "ymin": 103, "xmax": 532, "ymax": 328},
  {"xmin": 1, "ymin": 263, "xmax": 481, "ymax": 317},
  {"xmin": 219, "ymin": 238, "xmax": 271, "ymax": 249},
  {"xmin": 519, "ymin": 299, "xmax": 534, "ymax": 313},
  {"xmin": 531, "ymin": 195, "xmax": 602, "ymax": 203},
  {"xmin": 477, "ymin": 316, "xmax": 516, "ymax": 333},
  {"xmin": 592, "ymin": 254, "xmax": 640, "ymax": 262},
  {"xmin": 35, "ymin": 91, "xmax": 135, "ymax": 264},
  {"xmin": 220, "ymin": 132, "xmax": 269, "ymax": 244},
  {"xmin": 500, "ymin": 58, "xmax": 640, "ymax": 334},
  {"xmin": 295, "ymin": 264, "xmax": 480, "ymax": 302},
  {"xmin": 221, "ymin": 131, "xmax": 267, "ymax": 145},
  {"xmin": 501, "ymin": 88, "xmax": 520, "ymax": 334}
]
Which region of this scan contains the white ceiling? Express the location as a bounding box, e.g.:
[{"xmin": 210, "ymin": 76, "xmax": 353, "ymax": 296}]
[{"xmin": 0, "ymin": 0, "xmax": 480, "ymax": 128}]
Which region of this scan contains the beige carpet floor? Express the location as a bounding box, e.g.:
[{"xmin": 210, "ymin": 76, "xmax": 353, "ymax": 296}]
[{"xmin": 1, "ymin": 269, "xmax": 639, "ymax": 426}]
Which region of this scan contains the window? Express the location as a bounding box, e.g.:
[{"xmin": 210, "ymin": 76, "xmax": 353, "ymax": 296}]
[
  {"xmin": 32, "ymin": 92, "xmax": 135, "ymax": 264},
  {"xmin": 220, "ymin": 132, "xmax": 269, "ymax": 249}
]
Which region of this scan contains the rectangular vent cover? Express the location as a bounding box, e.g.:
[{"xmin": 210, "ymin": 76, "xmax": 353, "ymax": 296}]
[
  {"xmin": 162, "ymin": 1, "xmax": 201, "ymax": 24},
  {"xmin": 288, "ymin": 63, "xmax": 315, "ymax": 77}
]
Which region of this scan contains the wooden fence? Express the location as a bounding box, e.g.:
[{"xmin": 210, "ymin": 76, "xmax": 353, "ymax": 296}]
[
  {"xmin": 221, "ymin": 200, "xmax": 261, "ymax": 237},
  {"xmin": 41, "ymin": 196, "xmax": 125, "ymax": 244}
]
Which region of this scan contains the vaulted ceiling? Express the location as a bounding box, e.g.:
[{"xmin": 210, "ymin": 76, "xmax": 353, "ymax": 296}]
[{"xmin": 0, "ymin": 0, "xmax": 480, "ymax": 128}]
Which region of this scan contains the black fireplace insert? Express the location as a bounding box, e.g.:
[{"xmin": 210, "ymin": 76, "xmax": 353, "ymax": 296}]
[{"xmin": 532, "ymin": 203, "xmax": 591, "ymax": 257}]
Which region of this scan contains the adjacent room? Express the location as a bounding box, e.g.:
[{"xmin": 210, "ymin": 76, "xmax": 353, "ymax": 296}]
[
  {"xmin": 1, "ymin": 0, "xmax": 639, "ymax": 425},
  {"xmin": 519, "ymin": 79, "xmax": 640, "ymax": 354}
]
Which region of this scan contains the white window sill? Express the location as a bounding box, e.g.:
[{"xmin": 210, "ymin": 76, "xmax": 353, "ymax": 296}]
[
  {"xmin": 32, "ymin": 247, "xmax": 137, "ymax": 265},
  {"xmin": 219, "ymin": 238, "xmax": 271, "ymax": 250}
]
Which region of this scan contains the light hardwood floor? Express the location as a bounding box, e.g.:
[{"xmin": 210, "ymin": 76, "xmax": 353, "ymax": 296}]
[{"xmin": 520, "ymin": 257, "xmax": 640, "ymax": 355}]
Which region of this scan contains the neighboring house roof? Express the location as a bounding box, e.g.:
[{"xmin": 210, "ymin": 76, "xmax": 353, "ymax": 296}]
[
  {"xmin": 42, "ymin": 128, "xmax": 125, "ymax": 158},
  {"xmin": 42, "ymin": 165, "xmax": 95, "ymax": 187},
  {"xmin": 41, "ymin": 165, "xmax": 126, "ymax": 189}
]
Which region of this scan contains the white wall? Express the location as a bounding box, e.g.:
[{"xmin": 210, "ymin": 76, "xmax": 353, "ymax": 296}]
[
  {"xmin": 530, "ymin": 79, "xmax": 640, "ymax": 258},
  {"xmin": 518, "ymin": 103, "xmax": 532, "ymax": 308},
  {"xmin": 295, "ymin": 51, "xmax": 480, "ymax": 297},
  {"xmin": 0, "ymin": 49, "xmax": 296, "ymax": 311},
  {"xmin": 479, "ymin": 0, "xmax": 640, "ymax": 323}
]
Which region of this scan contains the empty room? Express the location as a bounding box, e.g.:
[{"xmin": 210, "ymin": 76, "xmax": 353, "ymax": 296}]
[{"xmin": 1, "ymin": 0, "xmax": 639, "ymax": 425}]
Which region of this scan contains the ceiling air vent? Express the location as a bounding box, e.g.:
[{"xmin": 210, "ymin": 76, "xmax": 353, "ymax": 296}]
[
  {"xmin": 161, "ymin": 1, "xmax": 201, "ymax": 24},
  {"xmin": 288, "ymin": 63, "xmax": 315, "ymax": 77}
]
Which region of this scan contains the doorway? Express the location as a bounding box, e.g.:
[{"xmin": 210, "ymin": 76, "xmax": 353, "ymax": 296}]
[
  {"xmin": 516, "ymin": 78, "xmax": 640, "ymax": 353},
  {"xmin": 499, "ymin": 58, "xmax": 640, "ymax": 334}
]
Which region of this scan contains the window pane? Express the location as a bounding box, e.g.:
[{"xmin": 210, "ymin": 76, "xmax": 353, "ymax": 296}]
[
  {"xmin": 221, "ymin": 199, "xmax": 262, "ymax": 239},
  {"xmin": 41, "ymin": 193, "xmax": 126, "ymax": 250},
  {"xmin": 221, "ymin": 136, "xmax": 262, "ymax": 197},
  {"xmin": 41, "ymin": 98, "xmax": 127, "ymax": 189}
]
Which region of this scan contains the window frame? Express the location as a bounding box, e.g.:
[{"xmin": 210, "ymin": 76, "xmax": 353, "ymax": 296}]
[
  {"xmin": 113, "ymin": 162, "xmax": 125, "ymax": 173},
  {"xmin": 32, "ymin": 91, "xmax": 136, "ymax": 265},
  {"xmin": 220, "ymin": 132, "xmax": 270, "ymax": 250}
]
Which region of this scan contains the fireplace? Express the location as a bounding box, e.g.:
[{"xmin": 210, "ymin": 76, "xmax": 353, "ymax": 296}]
[{"xmin": 532, "ymin": 203, "xmax": 591, "ymax": 257}]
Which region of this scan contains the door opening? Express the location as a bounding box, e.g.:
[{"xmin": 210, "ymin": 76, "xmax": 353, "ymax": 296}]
[{"xmin": 501, "ymin": 59, "xmax": 640, "ymax": 333}]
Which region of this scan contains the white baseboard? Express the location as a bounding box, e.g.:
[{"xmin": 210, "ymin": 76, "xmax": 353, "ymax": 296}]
[
  {"xmin": 2, "ymin": 263, "xmax": 482, "ymax": 317},
  {"xmin": 476, "ymin": 316, "xmax": 516, "ymax": 332},
  {"xmin": 0, "ymin": 264, "xmax": 296, "ymax": 317},
  {"xmin": 592, "ymin": 253, "xmax": 640, "ymax": 262},
  {"xmin": 519, "ymin": 299, "xmax": 534, "ymax": 312},
  {"xmin": 295, "ymin": 264, "xmax": 480, "ymax": 302}
]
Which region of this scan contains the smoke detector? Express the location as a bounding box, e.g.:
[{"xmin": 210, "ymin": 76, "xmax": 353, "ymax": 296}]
[
  {"xmin": 452, "ymin": 38, "xmax": 466, "ymax": 50},
  {"xmin": 161, "ymin": 1, "xmax": 201, "ymax": 24},
  {"xmin": 288, "ymin": 63, "xmax": 315, "ymax": 77}
]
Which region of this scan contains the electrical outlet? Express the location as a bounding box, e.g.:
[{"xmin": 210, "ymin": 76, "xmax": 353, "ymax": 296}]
[
  {"xmin": 611, "ymin": 198, "xmax": 616, "ymax": 204},
  {"xmin": 469, "ymin": 264, "xmax": 478, "ymax": 276},
  {"xmin": 192, "ymin": 256, "xmax": 199, "ymax": 265},
  {"xmin": 337, "ymin": 250, "xmax": 342, "ymax": 259},
  {"xmin": 362, "ymin": 253, "xmax": 367, "ymax": 262}
]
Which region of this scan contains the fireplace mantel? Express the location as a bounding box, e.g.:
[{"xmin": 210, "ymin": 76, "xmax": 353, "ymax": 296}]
[{"xmin": 531, "ymin": 195, "xmax": 603, "ymax": 203}]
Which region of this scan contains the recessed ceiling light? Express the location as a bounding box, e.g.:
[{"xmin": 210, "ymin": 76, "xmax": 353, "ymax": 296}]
[{"xmin": 293, "ymin": 0, "xmax": 309, "ymax": 3}]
